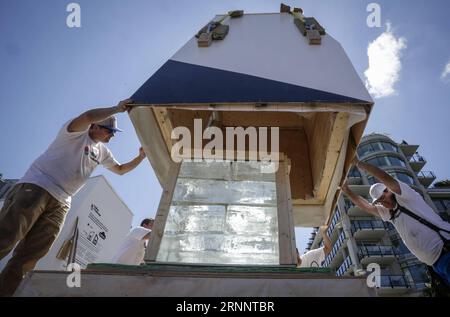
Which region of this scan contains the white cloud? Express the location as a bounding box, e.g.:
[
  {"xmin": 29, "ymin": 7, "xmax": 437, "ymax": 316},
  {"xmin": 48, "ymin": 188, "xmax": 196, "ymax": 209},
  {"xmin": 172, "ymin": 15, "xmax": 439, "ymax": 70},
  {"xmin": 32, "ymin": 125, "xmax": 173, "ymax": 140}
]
[
  {"xmin": 441, "ymin": 60, "xmax": 450, "ymax": 81},
  {"xmin": 364, "ymin": 23, "xmax": 407, "ymax": 98}
]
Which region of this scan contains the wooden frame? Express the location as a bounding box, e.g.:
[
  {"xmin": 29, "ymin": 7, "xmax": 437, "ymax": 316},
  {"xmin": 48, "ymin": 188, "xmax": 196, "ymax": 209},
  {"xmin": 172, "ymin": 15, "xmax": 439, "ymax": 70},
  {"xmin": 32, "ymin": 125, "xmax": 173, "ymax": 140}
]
[
  {"xmin": 145, "ymin": 155, "xmax": 297, "ymax": 266},
  {"xmin": 131, "ymin": 103, "xmax": 369, "ymax": 228},
  {"xmin": 144, "ymin": 161, "xmax": 181, "ymax": 262},
  {"xmin": 275, "ymin": 154, "xmax": 297, "ymax": 266}
]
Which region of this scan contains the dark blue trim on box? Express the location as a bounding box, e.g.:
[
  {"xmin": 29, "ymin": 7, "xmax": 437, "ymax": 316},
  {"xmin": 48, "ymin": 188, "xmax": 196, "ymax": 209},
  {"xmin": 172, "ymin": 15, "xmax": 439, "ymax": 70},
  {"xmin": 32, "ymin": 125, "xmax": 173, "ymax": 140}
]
[{"xmin": 132, "ymin": 60, "xmax": 369, "ymax": 104}]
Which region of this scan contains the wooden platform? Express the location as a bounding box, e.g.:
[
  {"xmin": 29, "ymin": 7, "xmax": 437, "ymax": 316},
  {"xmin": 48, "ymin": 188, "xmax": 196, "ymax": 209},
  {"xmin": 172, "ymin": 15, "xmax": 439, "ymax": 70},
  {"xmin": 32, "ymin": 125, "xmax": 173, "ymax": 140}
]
[{"xmin": 15, "ymin": 263, "xmax": 376, "ymax": 297}]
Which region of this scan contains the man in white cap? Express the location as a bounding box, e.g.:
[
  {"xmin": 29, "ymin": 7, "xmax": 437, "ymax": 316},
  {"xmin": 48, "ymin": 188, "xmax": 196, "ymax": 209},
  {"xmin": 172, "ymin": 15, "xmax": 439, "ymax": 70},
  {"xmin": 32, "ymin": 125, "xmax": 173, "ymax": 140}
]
[
  {"xmin": 112, "ymin": 218, "xmax": 154, "ymax": 265},
  {"xmin": 297, "ymin": 225, "xmax": 332, "ymax": 268},
  {"xmin": 341, "ymin": 158, "xmax": 450, "ymax": 287},
  {"xmin": 0, "ymin": 98, "xmax": 147, "ymax": 296}
]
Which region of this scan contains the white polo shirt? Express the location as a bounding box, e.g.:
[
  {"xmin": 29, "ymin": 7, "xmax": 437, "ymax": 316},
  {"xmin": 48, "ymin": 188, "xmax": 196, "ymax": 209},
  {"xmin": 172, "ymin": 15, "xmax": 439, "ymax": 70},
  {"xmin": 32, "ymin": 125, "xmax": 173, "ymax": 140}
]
[
  {"xmin": 112, "ymin": 227, "xmax": 151, "ymax": 265},
  {"xmin": 376, "ymin": 181, "xmax": 450, "ymax": 266},
  {"xmin": 19, "ymin": 119, "xmax": 118, "ymax": 207},
  {"xmin": 300, "ymin": 246, "xmax": 326, "ymax": 268}
]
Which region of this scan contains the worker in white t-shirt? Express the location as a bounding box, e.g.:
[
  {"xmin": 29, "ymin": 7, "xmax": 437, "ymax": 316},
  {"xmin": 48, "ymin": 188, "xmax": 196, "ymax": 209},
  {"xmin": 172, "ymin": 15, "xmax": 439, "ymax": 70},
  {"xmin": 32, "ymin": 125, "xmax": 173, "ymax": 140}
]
[
  {"xmin": 0, "ymin": 99, "xmax": 148, "ymax": 296},
  {"xmin": 341, "ymin": 158, "xmax": 450, "ymax": 287},
  {"xmin": 112, "ymin": 218, "xmax": 154, "ymax": 265},
  {"xmin": 298, "ymin": 225, "xmax": 332, "ymax": 268}
]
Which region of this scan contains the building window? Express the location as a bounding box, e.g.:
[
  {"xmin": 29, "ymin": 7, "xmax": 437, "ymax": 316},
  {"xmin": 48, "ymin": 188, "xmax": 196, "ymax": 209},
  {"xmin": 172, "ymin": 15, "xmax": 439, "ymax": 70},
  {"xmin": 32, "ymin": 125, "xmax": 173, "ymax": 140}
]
[
  {"xmin": 367, "ymin": 176, "xmax": 376, "ymax": 185},
  {"xmin": 403, "ymin": 264, "xmax": 429, "ymax": 285},
  {"xmin": 364, "ymin": 155, "xmax": 406, "ymax": 169},
  {"xmin": 380, "ymin": 141, "xmax": 398, "ymax": 152},
  {"xmin": 390, "ymin": 172, "xmax": 414, "ymax": 185},
  {"xmin": 357, "ymin": 141, "xmax": 399, "ymax": 158},
  {"xmin": 432, "ymin": 199, "xmax": 450, "ymax": 212},
  {"xmin": 368, "ymin": 172, "xmax": 415, "ymax": 186},
  {"xmin": 386, "ymin": 156, "xmax": 407, "ymax": 168},
  {"xmin": 366, "ymin": 156, "xmax": 388, "ymax": 168},
  {"xmin": 357, "ymin": 143, "xmax": 374, "ymax": 158},
  {"xmin": 348, "ymin": 167, "xmax": 361, "ymax": 178}
]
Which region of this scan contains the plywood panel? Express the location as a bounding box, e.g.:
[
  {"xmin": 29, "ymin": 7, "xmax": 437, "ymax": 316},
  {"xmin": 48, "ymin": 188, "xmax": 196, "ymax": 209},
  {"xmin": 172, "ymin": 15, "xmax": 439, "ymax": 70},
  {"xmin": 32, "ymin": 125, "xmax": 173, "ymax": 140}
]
[
  {"xmin": 221, "ymin": 111, "xmax": 305, "ymax": 128},
  {"xmin": 279, "ymin": 130, "xmax": 313, "ymax": 200},
  {"xmin": 314, "ymin": 112, "xmax": 349, "ymax": 199},
  {"xmin": 167, "ymin": 109, "xmax": 212, "ymax": 133},
  {"xmin": 152, "ymin": 107, "xmax": 174, "ymax": 153},
  {"xmin": 129, "ymin": 107, "xmax": 171, "ymax": 186},
  {"xmin": 304, "ymin": 112, "xmax": 334, "ymax": 197}
]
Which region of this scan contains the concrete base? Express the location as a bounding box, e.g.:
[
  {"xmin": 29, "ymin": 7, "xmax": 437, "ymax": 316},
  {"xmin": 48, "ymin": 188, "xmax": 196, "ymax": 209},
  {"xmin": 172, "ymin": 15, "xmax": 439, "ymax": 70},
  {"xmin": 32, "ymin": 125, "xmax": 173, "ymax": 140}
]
[{"xmin": 15, "ymin": 264, "xmax": 376, "ymax": 297}]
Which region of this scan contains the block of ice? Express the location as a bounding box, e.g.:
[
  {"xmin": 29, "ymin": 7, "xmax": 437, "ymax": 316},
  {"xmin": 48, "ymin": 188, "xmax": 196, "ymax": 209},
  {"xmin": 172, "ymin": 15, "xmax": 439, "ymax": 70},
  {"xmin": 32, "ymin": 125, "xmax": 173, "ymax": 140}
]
[
  {"xmin": 156, "ymin": 160, "xmax": 280, "ymax": 265},
  {"xmin": 225, "ymin": 205, "xmax": 278, "ymax": 236},
  {"xmin": 173, "ymin": 179, "xmax": 276, "ymax": 206},
  {"xmin": 179, "ymin": 160, "xmax": 232, "ymax": 180},
  {"xmin": 164, "ymin": 205, "xmax": 226, "ymax": 234}
]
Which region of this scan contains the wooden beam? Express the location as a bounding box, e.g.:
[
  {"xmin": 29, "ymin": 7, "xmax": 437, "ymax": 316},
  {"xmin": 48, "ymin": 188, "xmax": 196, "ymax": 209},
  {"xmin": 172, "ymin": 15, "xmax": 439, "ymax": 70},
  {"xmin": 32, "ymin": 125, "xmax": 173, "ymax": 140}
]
[
  {"xmin": 144, "ymin": 161, "xmax": 181, "ymax": 262},
  {"xmin": 220, "ymin": 111, "xmax": 304, "ymax": 128},
  {"xmin": 313, "ymin": 112, "xmax": 349, "ymax": 200},
  {"xmin": 275, "ymin": 154, "xmax": 297, "ymax": 266},
  {"xmin": 152, "ymin": 107, "xmax": 174, "ymax": 154},
  {"xmin": 279, "ymin": 129, "xmax": 313, "ymax": 200},
  {"xmin": 128, "ymin": 106, "xmax": 171, "ymax": 186},
  {"xmin": 314, "ymin": 112, "xmax": 349, "ymax": 199},
  {"xmin": 130, "ymin": 102, "xmax": 372, "ymax": 112},
  {"xmin": 304, "ymin": 112, "xmax": 334, "ymax": 196}
]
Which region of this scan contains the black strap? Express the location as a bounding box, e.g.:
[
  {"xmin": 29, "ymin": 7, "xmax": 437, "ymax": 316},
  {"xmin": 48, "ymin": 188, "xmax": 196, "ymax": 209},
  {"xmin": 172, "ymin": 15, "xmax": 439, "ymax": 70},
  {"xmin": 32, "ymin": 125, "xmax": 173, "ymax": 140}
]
[{"xmin": 392, "ymin": 202, "xmax": 450, "ymax": 242}]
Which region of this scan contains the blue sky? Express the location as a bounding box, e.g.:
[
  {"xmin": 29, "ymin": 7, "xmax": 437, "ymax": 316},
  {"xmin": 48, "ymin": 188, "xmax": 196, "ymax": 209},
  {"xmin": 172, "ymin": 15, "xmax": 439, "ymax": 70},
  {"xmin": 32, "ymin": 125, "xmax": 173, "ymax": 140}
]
[{"xmin": 1, "ymin": 0, "xmax": 449, "ymax": 253}]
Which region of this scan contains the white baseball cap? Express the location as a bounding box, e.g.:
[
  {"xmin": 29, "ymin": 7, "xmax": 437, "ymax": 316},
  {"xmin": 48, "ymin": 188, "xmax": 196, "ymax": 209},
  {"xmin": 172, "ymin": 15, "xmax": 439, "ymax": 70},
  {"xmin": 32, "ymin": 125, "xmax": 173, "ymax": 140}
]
[
  {"xmin": 369, "ymin": 183, "xmax": 387, "ymax": 203},
  {"xmin": 96, "ymin": 116, "xmax": 123, "ymax": 133}
]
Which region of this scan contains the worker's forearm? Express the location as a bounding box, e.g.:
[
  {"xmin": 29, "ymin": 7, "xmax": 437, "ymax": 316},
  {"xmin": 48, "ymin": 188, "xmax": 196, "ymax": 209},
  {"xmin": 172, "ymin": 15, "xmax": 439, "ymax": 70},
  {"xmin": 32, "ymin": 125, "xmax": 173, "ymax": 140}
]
[
  {"xmin": 118, "ymin": 155, "xmax": 145, "ymax": 175},
  {"xmin": 357, "ymin": 160, "xmax": 391, "ymax": 184},
  {"xmin": 344, "ymin": 188, "xmax": 369, "ymax": 210},
  {"xmin": 322, "ymin": 233, "xmax": 332, "ymax": 255},
  {"xmin": 84, "ymin": 106, "xmax": 121, "ymax": 124}
]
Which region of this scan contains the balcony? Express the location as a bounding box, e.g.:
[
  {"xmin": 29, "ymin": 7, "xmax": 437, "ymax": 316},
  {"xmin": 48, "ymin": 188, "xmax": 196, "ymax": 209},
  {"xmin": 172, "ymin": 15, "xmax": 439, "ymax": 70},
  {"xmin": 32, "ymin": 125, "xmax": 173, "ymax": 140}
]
[
  {"xmin": 348, "ymin": 184, "xmax": 371, "ymax": 196},
  {"xmin": 351, "ymin": 220, "xmax": 387, "ymax": 240},
  {"xmin": 344, "ymin": 200, "xmax": 371, "ymax": 217},
  {"xmin": 347, "ymin": 176, "xmax": 363, "ymax": 185},
  {"xmin": 398, "ymin": 142, "xmax": 419, "ymax": 159},
  {"xmin": 306, "ymin": 228, "xmax": 319, "ymax": 250},
  {"xmin": 376, "ymin": 275, "xmax": 410, "ymax": 296},
  {"xmin": 336, "ymin": 255, "xmax": 353, "ymax": 276},
  {"xmin": 396, "ymin": 252, "xmax": 419, "ymax": 262},
  {"xmin": 357, "ymin": 245, "xmax": 396, "ymax": 266},
  {"xmin": 416, "ymin": 171, "xmax": 436, "ymax": 188},
  {"xmin": 409, "ymin": 154, "xmax": 426, "ymax": 172},
  {"xmin": 346, "ymin": 168, "xmax": 363, "ymax": 185},
  {"xmin": 327, "ymin": 209, "xmax": 342, "ymax": 242},
  {"xmin": 323, "ymin": 231, "xmax": 347, "ymax": 268}
]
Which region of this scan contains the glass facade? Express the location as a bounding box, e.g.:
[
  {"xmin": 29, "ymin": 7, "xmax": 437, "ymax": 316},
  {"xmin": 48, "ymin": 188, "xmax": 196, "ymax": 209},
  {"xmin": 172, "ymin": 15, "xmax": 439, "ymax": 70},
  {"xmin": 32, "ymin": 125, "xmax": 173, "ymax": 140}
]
[
  {"xmin": 327, "ymin": 208, "xmax": 341, "ymax": 237},
  {"xmin": 336, "ymin": 256, "xmax": 352, "ymax": 276},
  {"xmin": 357, "ymin": 141, "xmax": 398, "ymax": 158},
  {"xmin": 357, "ymin": 245, "xmax": 396, "ymax": 259},
  {"xmin": 323, "ymin": 231, "xmax": 346, "ymax": 267},
  {"xmin": 402, "ymin": 264, "xmax": 429, "ymax": 285},
  {"xmin": 432, "ymin": 198, "xmax": 450, "ymax": 212},
  {"xmin": 390, "ymin": 172, "xmax": 415, "ymax": 185},
  {"xmin": 380, "ymin": 275, "xmax": 409, "ymax": 288},
  {"xmin": 351, "ymin": 220, "xmax": 385, "ymax": 234},
  {"xmin": 367, "ymin": 172, "xmax": 415, "ymax": 185},
  {"xmin": 157, "ymin": 160, "xmax": 279, "ymax": 265},
  {"xmin": 348, "ymin": 167, "xmax": 361, "ymax": 178},
  {"xmin": 364, "ymin": 155, "xmax": 406, "ymax": 168}
]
